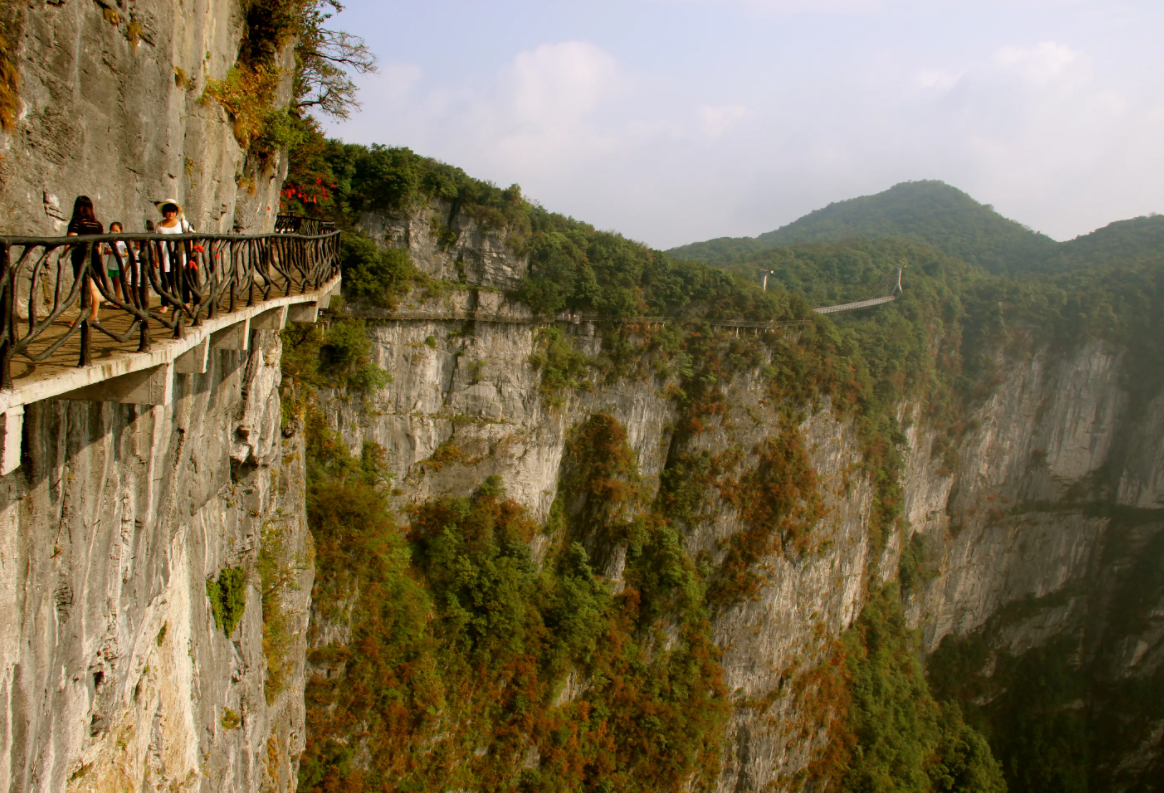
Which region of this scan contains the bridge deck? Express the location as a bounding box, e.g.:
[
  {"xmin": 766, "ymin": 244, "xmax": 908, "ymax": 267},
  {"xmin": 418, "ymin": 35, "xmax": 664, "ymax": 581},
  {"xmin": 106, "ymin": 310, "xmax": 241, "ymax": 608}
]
[
  {"xmin": 0, "ymin": 229, "xmax": 342, "ymax": 474},
  {"xmin": 10, "ymin": 288, "xmax": 884, "ymax": 398},
  {"xmin": 813, "ymin": 295, "xmax": 897, "ymax": 315},
  {"xmin": 11, "ymin": 305, "xmax": 172, "ymax": 389},
  {"xmin": 0, "ymin": 276, "xmax": 340, "ymax": 474},
  {"xmin": 7, "ymin": 274, "xmax": 309, "ymax": 388}
]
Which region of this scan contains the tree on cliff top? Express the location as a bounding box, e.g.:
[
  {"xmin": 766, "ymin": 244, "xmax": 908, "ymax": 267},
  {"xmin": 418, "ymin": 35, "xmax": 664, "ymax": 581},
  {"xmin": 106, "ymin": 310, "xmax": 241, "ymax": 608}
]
[
  {"xmin": 293, "ymin": 9, "xmax": 376, "ymax": 120},
  {"xmin": 207, "ymin": 1, "xmax": 374, "ymax": 158}
]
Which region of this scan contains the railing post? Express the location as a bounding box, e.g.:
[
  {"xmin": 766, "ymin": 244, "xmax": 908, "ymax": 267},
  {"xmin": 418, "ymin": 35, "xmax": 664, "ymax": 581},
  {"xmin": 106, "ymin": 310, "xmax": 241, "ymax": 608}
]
[
  {"xmin": 135, "ymin": 245, "xmax": 151, "ymax": 353},
  {"xmin": 78, "ymin": 242, "xmax": 92, "ymax": 367},
  {"xmin": 227, "ymin": 239, "xmax": 237, "ymax": 313},
  {"xmin": 279, "ymin": 237, "xmax": 292, "ymax": 297},
  {"xmin": 0, "ymin": 242, "xmax": 11, "ymax": 389},
  {"xmin": 250, "ymin": 238, "xmax": 259, "ymax": 305},
  {"xmin": 206, "ymin": 240, "xmax": 217, "ymax": 320},
  {"xmin": 79, "ymin": 319, "xmax": 91, "ymax": 366}
]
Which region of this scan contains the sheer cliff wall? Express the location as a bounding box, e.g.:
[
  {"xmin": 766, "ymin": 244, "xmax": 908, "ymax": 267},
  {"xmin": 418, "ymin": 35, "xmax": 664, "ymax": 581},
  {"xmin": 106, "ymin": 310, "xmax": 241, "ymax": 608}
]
[
  {"xmin": 0, "ymin": 332, "xmax": 312, "ymax": 793},
  {"xmin": 322, "ymin": 204, "xmax": 1164, "ymax": 791},
  {"xmin": 0, "ymin": 0, "xmax": 287, "ymax": 235},
  {"xmin": 0, "ymin": 3, "xmax": 313, "ymax": 791}
]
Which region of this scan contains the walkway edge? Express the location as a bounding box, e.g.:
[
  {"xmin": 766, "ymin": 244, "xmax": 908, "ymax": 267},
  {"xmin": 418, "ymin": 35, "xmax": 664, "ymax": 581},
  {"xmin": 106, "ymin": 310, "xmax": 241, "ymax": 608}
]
[{"xmin": 0, "ymin": 275, "xmax": 341, "ymax": 465}]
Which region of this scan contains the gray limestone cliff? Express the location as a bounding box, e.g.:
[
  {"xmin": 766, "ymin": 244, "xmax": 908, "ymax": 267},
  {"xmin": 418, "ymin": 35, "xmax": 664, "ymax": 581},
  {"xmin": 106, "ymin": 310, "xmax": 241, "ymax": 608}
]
[
  {"xmin": 0, "ymin": 0, "xmax": 288, "ymax": 236},
  {"xmin": 0, "ymin": 332, "xmax": 312, "ymax": 793},
  {"xmin": 356, "ymin": 200, "xmax": 528, "ymax": 291},
  {"xmin": 0, "ymin": 2, "xmax": 313, "ymax": 792},
  {"xmin": 321, "ymin": 207, "xmax": 1164, "ymax": 791},
  {"xmin": 319, "ymin": 293, "xmax": 888, "ymax": 789}
]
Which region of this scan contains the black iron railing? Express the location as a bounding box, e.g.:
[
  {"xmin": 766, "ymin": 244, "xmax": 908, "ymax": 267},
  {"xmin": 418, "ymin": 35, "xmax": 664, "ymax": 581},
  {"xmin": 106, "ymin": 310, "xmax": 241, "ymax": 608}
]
[
  {"xmin": 0, "ymin": 230, "xmax": 340, "ymax": 388},
  {"xmin": 274, "ymin": 214, "xmax": 337, "ymax": 236}
]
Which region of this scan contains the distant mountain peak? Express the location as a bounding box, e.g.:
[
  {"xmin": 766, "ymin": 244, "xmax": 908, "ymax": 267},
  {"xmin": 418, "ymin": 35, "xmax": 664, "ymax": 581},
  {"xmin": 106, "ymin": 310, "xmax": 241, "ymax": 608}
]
[{"xmin": 670, "ymin": 180, "xmax": 1059, "ymax": 274}]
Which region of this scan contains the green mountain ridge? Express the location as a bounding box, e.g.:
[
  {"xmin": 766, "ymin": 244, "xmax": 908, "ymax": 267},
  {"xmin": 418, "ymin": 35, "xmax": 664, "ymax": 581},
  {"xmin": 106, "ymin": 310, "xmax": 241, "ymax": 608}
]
[
  {"xmin": 668, "ymin": 180, "xmax": 1164, "ymax": 277},
  {"xmin": 1052, "ymin": 214, "xmax": 1164, "ymax": 271}
]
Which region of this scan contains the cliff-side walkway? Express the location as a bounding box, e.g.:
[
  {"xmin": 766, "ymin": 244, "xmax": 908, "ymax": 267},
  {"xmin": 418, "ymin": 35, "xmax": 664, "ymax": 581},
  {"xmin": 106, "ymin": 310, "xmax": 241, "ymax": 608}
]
[{"xmin": 0, "ymin": 229, "xmax": 341, "ymax": 474}]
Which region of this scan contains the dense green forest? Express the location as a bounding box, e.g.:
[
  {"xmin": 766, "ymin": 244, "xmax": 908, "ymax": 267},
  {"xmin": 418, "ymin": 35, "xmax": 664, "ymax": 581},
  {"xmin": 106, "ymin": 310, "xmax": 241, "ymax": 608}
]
[
  {"xmin": 279, "ymin": 129, "xmax": 1164, "ymax": 792},
  {"xmin": 282, "ymin": 318, "xmax": 1005, "ymax": 793},
  {"xmin": 926, "ymin": 517, "xmax": 1164, "ymax": 793},
  {"xmin": 292, "ymin": 407, "xmax": 729, "ymax": 793}
]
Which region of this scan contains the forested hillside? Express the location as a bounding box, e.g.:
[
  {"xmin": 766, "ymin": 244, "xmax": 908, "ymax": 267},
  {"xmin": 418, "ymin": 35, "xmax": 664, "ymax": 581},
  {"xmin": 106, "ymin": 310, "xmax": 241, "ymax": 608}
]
[
  {"xmin": 668, "ymin": 181, "xmax": 1058, "ymax": 274},
  {"xmin": 668, "ymin": 180, "xmax": 1164, "ymax": 279},
  {"xmin": 1049, "ymin": 214, "xmax": 1164, "ymax": 271},
  {"xmin": 285, "ymin": 139, "xmax": 806, "ymax": 321},
  {"xmin": 281, "ymin": 132, "xmax": 1164, "ymax": 792}
]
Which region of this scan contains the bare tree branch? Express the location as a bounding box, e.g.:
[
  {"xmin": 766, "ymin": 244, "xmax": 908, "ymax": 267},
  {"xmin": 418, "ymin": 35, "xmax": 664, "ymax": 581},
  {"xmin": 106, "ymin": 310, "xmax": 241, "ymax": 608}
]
[{"xmin": 293, "ymin": 7, "xmax": 377, "ymax": 121}]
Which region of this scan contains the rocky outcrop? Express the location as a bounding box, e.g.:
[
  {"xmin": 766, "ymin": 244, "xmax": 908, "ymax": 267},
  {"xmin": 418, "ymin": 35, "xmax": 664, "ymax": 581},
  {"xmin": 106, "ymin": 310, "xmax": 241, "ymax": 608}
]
[
  {"xmin": 903, "ymin": 343, "xmax": 1162, "ymax": 643},
  {"xmin": 357, "ymin": 200, "xmax": 529, "ymax": 290},
  {"xmin": 901, "ymin": 342, "xmax": 1164, "ymax": 788},
  {"xmin": 0, "ymin": 0, "xmax": 287, "ymax": 236},
  {"xmin": 0, "ymin": 332, "xmax": 312, "ymax": 793}
]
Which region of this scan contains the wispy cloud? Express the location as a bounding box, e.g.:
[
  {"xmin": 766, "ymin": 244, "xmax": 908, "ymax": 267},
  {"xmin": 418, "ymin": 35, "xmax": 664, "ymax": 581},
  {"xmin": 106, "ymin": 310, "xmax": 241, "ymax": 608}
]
[{"xmin": 698, "ymin": 105, "xmax": 750, "ymax": 141}]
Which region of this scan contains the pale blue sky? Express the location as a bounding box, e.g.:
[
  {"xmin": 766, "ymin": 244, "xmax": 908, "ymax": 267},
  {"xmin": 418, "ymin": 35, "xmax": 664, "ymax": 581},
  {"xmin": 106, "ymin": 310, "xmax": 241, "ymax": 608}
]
[{"xmin": 324, "ymin": 0, "xmax": 1164, "ymax": 249}]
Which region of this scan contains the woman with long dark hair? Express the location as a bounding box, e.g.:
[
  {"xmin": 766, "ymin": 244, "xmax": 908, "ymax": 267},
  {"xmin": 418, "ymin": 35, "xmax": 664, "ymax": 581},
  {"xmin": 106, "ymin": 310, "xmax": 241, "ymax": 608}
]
[{"xmin": 66, "ymin": 195, "xmax": 104, "ymax": 321}]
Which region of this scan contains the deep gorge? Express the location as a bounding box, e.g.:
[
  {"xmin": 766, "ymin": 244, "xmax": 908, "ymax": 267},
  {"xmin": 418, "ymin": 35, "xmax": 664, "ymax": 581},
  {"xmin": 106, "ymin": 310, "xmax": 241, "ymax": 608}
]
[
  {"xmin": 1, "ymin": 2, "xmax": 1162, "ymax": 792},
  {"xmin": 286, "ymin": 195, "xmax": 1163, "ymax": 792}
]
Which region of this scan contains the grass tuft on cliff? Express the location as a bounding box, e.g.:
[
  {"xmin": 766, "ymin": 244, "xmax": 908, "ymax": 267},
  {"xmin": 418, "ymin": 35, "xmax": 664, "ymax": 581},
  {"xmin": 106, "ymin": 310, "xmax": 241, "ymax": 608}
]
[{"xmin": 207, "ymin": 567, "xmax": 248, "ymax": 637}]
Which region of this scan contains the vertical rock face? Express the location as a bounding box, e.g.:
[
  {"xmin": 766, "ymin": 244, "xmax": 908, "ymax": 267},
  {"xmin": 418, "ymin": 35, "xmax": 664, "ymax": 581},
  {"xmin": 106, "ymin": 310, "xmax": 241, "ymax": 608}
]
[
  {"xmin": 0, "ymin": 0, "xmax": 286, "ymax": 236},
  {"xmin": 356, "ymin": 201, "xmax": 529, "ymax": 291},
  {"xmin": 0, "ymin": 3, "xmax": 313, "ymax": 791},
  {"xmin": 320, "ymin": 291, "xmax": 887, "ymax": 789},
  {"xmin": 324, "ymin": 210, "xmax": 1164, "ymax": 790},
  {"xmin": 902, "ymin": 343, "xmax": 1164, "ymax": 788},
  {"xmin": 905, "ymin": 342, "xmax": 1163, "ymax": 648},
  {"xmin": 0, "ymin": 332, "xmax": 312, "ymax": 793}
]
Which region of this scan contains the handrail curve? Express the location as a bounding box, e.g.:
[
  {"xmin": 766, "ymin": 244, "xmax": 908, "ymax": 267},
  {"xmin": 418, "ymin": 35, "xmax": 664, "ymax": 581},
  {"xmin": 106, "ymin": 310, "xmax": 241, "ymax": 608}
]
[{"xmin": 0, "ymin": 230, "xmax": 341, "ymax": 388}]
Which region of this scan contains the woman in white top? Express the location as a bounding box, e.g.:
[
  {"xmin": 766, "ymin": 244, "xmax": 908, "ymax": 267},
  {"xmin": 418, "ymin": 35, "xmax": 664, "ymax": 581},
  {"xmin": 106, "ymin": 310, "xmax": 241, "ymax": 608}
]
[{"xmin": 155, "ymin": 200, "xmax": 195, "ymax": 312}]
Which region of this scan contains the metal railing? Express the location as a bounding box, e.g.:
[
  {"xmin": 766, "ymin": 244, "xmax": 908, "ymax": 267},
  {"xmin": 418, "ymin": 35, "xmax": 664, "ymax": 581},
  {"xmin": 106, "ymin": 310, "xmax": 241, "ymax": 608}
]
[
  {"xmin": 0, "ymin": 230, "xmax": 340, "ymax": 388},
  {"xmin": 274, "ymin": 214, "xmax": 337, "ymax": 236}
]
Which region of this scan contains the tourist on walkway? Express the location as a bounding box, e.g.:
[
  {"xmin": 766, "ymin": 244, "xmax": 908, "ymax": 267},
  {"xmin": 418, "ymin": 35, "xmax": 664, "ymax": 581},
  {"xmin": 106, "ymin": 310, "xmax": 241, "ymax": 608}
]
[
  {"xmin": 66, "ymin": 195, "xmax": 103, "ymax": 321},
  {"xmin": 155, "ymin": 199, "xmax": 195, "ymax": 312},
  {"xmin": 103, "ymin": 221, "xmax": 129, "ymax": 304}
]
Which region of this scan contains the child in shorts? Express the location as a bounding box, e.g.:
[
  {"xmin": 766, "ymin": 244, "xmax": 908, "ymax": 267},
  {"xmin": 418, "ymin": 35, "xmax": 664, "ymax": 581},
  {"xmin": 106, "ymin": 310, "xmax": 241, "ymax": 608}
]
[{"xmin": 103, "ymin": 221, "xmax": 129, "ymax": 302}]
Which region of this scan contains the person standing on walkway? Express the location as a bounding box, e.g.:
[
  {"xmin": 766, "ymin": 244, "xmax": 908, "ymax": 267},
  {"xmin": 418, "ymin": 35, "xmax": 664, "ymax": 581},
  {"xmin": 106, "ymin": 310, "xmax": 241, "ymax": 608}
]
[
  {"xmin": 66, "ymin": 195, "xmax": 103, "ymax": 321},
  {"xmin": 155, "ymin": 199, "xmax": 194, "ymax": 312},
  {"xmin": 102, "ymin": 221, "xmax": 129, "ymax": 304}
]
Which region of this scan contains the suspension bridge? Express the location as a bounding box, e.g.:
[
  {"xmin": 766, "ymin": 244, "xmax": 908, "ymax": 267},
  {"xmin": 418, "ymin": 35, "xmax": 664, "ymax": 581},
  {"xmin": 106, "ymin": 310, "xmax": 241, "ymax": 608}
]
[{"xmin": 811, "ymin": 264, "xmax": 905, "ymax": 315}]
